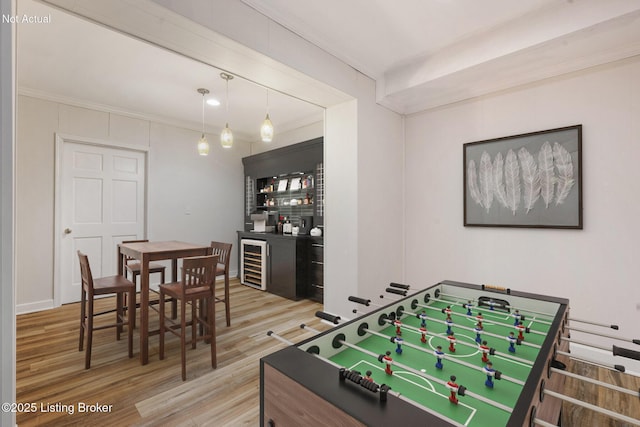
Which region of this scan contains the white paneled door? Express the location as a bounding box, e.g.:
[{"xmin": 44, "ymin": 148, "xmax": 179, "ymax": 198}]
[{"xmin": 58, "ymin": 140, "xmax": 146, "ymax": 304}]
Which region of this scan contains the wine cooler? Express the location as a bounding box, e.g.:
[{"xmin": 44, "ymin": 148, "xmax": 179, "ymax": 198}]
[{"xmin": 240, "ymin": 239, "xmax": 267, "ymax": 290}]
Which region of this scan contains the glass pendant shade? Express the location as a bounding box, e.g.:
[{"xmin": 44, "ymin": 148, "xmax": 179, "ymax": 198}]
[
  {"xmin": 220, "ymin": 123, "xmax": 233, "ymax": 148},
  {"xmin": 197, "ymin": 134, "xmax": 210, "ymax": 155},
  {"xmin": 260, "ymin": 113, "xmax": 274, "ymax": 142},
  {"xmin": 196, "ymin": 88, "xmax": 210, "ymax": 156}
]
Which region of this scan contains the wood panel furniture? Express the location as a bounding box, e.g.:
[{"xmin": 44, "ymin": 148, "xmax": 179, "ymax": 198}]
[
  {"xmin": 307, "ymin": 237, "xmax": 324, "ymax": 302},
  {"xmin": 242, "ymin": 137, "xmax": 324, "ymax": 232},
  {"xmin": 210, "ymin": 241, "xmax": 233, "ymax": 327},
  {"xmin": 159, "ymin": 255, "xmax": 219, "ymax": 381},
  {"xmin": 237, "ymin": 232, "xmax": 311, "ymax": 301},
  {"xmin": 77, "ymin": 250, "xmax": 135, "ymax": 369},
  {"xmin": 117, "ymin": 240, "xmax": 211, "ymax": 365}
]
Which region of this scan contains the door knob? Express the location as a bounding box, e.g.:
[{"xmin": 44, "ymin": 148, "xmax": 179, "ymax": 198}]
[{"xmin": 64, "ymin": 228, "xmax": 72, "ymax": 234}]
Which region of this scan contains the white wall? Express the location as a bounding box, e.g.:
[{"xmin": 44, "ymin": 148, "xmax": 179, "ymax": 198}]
[
  {"xmin": 404, "ymin": 57, "xmax": 640, "ymax": 372},
  {"xmin": 145, "ymin": 0, "xmax": 405, "ymax": 319},
  {"xmin": 15, "ymin": 94, "xmax": 249, "ymax": 313}
]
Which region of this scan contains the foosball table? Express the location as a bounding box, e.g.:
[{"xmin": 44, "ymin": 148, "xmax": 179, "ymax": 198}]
[{"xmin": 261, "ymin": 280, "xmax": 640, "ymax": 426}]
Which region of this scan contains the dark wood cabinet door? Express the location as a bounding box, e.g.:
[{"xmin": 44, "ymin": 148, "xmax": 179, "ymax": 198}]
[{"xmin": 268, "ymin": 238, "xmax": 297, "ymax": 299}]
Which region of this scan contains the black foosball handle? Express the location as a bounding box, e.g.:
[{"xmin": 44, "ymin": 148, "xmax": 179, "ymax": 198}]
[
  {"xmin": 389, "ymin": 282, "xmax": 410, "ymax": 290},
  {"xmin": 385, "ymin": 287, "xmax": 407, "ymax": 296},
  {"xmin": 316, "ymin": 311, "xmax": 341, "ymax": 324},
  {"xmin": 613, "ymin": 345, "xmax": 640, "ymax": 361},
  {"xmin": 348, "ymin": 296, "xmax": 371, "ymax": 306}
]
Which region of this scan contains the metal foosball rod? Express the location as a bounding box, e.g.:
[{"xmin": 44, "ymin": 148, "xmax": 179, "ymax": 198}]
[
  {"xmin": 266, "ymin": 330, "xmax": 294, "ymax": 345},
  {"xmin": 547, "ymin": 364, "xmax": 640, "ymax": 398},
  {"xmin": 561, "ymin": 336, "xmax": 640, "ymax": 362},
  {"xmin": 435, "ymin": 292, "xmax": 554, "ymax": 325},
  {"xmin": 321, "ymin": 329, "xmax": 515, "ymax": 413},
  {"xmin": 534, "ymin": 380, "xmax": 640, "ymax": 426},
  {"xmin": 406, "ymin": 305, "xmax": 543, "ymax": 349},
  {"xmin": 379, "ymin": 313, "xmax": 535, "ymax": 366},
  {"xmin": 314, "ymin": 309, "xmax": 535, "ymax": 368},
  {"xmin": 295, "ymin": 324, "xmax": 472, "ymax": 427},
  {"xmin": 555, "ymin": 349, "xmax": 627, "ymax": 372},
  {"xmin": 362, "ymin": 326, "xmax": 525, "ymax": 386},
  {"xmin": 569, "ymin": 317, "xmax": 619, "ymax": 330},
  {"xmin": 568, "ymin": 325, "xmax": 640, "ymax": 346},
  {"xmin": 434, "ymin": 290, "xmax": 557, "ymax": 320}
]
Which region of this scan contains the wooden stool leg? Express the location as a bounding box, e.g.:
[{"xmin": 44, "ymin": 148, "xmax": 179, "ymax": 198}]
[
  {"xmin": 171, "ymin": 296, "xmax": 178, "ymax": 320},
  {"xmin": 116, "ymin": 293, "xmax": 123, "ymax": 340},
  {"xmin": 209, "ymin": 295, "xmax": 217, "ymax": 368},
  {"xmin": 159, "ymin": 289, "xmax": 166, "ymax": 360},
  {"xmin": 79, "ymin": 288, "xmax": 86, "ymax": 351},
  {"xmin": 85, "ymin": 295, "xmax": 94, "ymax": 369},
  {"xmin": 192, "ymin": 299, "xmax": 198, "ymax": 349},
  {"xmin": 181, "ymin": 299, "xmax": 187, "ymax": 381},
  {"xmin": 224, "ymin": 273, "xmax": 230, "ymax": 327},
  {"xmin": 131, "ymin": 272, "xmax": 138, "ymax": 329},
  {"xmin": 127, "ymin": 289, "xmax": 134, "ymax": 358}
]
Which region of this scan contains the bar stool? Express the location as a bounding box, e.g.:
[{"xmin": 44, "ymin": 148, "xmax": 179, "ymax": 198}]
[
  {"xmin": 159, "ymin": 255, "xmax": 219, "ymax": 381},
  {"xmin": 78, "ymin": 251, "xmax": 135, "ymax": 369},
  {"xmin": 210, "ymin": 241, "xmax": 233, "ymax": 327}
]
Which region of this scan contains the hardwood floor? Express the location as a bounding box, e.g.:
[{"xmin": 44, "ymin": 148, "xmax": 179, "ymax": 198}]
[
  {"xmin": 17, "ymin": 279, "xmax": 327, "ymax": 426},
  {"xmin": 562, "ymin": 359, "xmax": 640, "ymax": 427},
  {"xmin": 16, "ymin": 280, "xmax": 640, "ymax": 426}
]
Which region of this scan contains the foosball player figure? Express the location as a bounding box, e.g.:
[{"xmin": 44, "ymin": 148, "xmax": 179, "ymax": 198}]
[
  {"xmin": 464, "ymin": 300, "xmax": 474, "ymax": 316},
  {"xmin": 447, "ymin": 375, "xmax": 459, "ymax": 404},
  {"xmin": 434, "ymin": 345, "xmax": 445, "ymax": 369},
  {"xmin": 479, "ymin": 340, "xmax": 490, "ymax": 363},
  {"xmin": 420, "ymin": 326, "xmax": 428, "ymax": 344},
  {"xmin": 363, "ymin": 370, "xmax": 374, "ymax": 382},
  {"xmin": 447, "ymin": 332, "xmax": 457, "ymax": 353},
  {"xmin": 445, "ymin": 316, "xmax": 454, "ymax": 335},
  {"xmin": 516, "ymin": 321, "xmax": 526, "ymax": 341},
  {"xmin": 507, "ymin": 331, "xmax": 517, "ymax": 353},
  {"xmin": 474, "ymin": 322, "xmax": 483, "ymax": 344},
  {"xmin": 443, "ymin": 305, "xmax": 452, "ymax": 317},
  {"xmin": 512, "ymin": 309, "xmax": 522, "ymax": 326},
  {"xmin": 483, "ymin": 361, "xmax": 496, "ymax": 388},
  {"xmin": 476, "ymin": 312, "xmax": 484, "ymax": 328},
  {"xmin": 394, "ymin": 318, "xmax": 403, "ymax": 336},
  {"xmin": 383, "ymin": 350, "xmax": 393, "ymax": 375},
  {"xmin": 391, "ymin": 335, "xmax": 404, "ymax": 354},
  {"xmin": 488, "ymin": 299, "xmax": 496, "ymax": 311},
  {"xmin": 418, "ymin": 310, "xmax": 428, "ymax": 328}
]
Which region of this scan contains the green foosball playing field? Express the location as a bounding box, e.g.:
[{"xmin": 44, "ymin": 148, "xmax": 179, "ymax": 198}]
[
  {"xmin": 329, "ymin": 297, "xmax": 553, "ymax": 426},
  {"xmin": 262, "ymin": 281, "xmax": 572, "ymax": 426}
]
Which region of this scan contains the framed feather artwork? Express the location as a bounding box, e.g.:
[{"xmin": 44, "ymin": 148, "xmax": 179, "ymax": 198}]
[{"xmin": 464, "ymin": 125, "xmax": 582, "ymax": 229}]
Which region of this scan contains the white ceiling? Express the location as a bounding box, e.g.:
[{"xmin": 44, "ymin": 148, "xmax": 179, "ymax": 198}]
[
  {"xmin": 16, "ymin": 0, "xmax": 324, "ymax": 143},
  {"xmin": 17, "ymin": 0, "xmax": 640, "ymax": 141},
  {"xmin": 241, "ymin": 0, "xmax": 640, "ymax": 114}
]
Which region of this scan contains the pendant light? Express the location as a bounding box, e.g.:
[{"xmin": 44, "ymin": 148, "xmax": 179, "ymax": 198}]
[
  {"xmin": 220, "ymin": 72, "xmax": 234, "ymax": 148},
  {"xmin": 196, "ymin": 88, "xmax": 210, "ymax": 156},
  {"xmin": 260, "ymin": 89, "xmax": 274, "ymax": 143}
]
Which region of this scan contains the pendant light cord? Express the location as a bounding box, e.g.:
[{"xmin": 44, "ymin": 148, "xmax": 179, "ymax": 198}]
[{"xmin": 201, "ymin": 92, "xmax": 205, "ymax": 136}]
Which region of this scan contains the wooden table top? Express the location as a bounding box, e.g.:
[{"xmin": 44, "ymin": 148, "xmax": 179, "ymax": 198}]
[{"xmin": 119, "ymin": 240, "xmax": 210, "ymax": 256}]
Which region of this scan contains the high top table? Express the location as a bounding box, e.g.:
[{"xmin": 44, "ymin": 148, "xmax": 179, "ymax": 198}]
[{"xmin": 117, "ymin": 240, "xmax": 211, "ymax": 365}]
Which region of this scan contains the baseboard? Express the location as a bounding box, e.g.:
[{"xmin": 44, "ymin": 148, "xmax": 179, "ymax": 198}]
[{"xmin": 16, "ymin": 299, "xmax": 54, "ymax": 315}]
